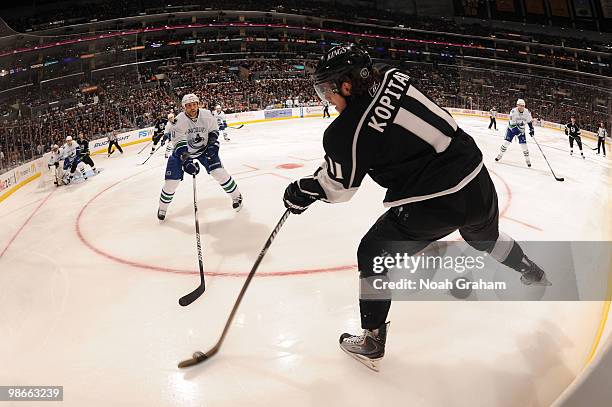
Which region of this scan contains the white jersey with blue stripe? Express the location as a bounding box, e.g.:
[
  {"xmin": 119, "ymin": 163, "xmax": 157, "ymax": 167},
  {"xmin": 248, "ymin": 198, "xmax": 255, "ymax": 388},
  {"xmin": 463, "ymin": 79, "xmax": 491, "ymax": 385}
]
[
  {"xmin": 172, "ymin": 108, "xmax": 219, "ymax": 159},
  {"xmin": 164, "ymin": 120, "xmax": 176, "ymax": 138},
  {"xmin": 60, "ymin": 141, "xmax": 80, "ymax": 160},
  {"xmin": 508, "ymin": 107, "xmax": 533, "ymax": 134},
  {"xmin": 213, "ymin": 110, "xmax": 227, "ymax": 127}
]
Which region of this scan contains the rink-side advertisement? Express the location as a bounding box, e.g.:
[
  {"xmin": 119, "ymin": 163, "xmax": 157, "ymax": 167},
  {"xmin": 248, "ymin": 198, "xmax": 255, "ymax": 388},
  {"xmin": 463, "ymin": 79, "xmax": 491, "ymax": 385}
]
[
  {"xmin": 359, "ymin": 241, "xmax": 612, "ymax": 301},
  {"xmin": 89, "ymin": 127, "xmax": 153, "ymax": 155},
  {"xmin": 0, "ymin": 158, "xmax": 43, "ymax": 203}
]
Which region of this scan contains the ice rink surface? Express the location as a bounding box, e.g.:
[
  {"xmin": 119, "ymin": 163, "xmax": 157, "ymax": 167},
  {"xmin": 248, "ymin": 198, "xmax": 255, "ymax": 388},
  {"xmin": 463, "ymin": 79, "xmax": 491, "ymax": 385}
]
[{"xmin": 1, "ymin": 115, "xmax": 611, "ymax": 406}]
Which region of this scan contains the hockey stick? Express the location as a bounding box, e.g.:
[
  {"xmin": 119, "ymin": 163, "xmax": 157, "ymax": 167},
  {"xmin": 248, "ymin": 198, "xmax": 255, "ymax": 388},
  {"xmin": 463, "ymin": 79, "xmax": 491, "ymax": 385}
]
[
  {"xmin": 179, "ymin": 174, "xmax": 206, "ymax": 306},
  {"xmin": 531, "ymin": 135, "xmax": 564, "ymax": 182},
  {"xmin": 177, "ymin": 209, "xmax": 291, "ymax": 368},
  {"xmin": 137, "ymin": 140, "xmax": 152, "ymax": 154},
  {"xmin": 228, "ymin": 125, "xmax": 244, "ymax": 130},
  {"xmin": 138, "ymin": 144, "xmax": 162, "ymax": 166}
]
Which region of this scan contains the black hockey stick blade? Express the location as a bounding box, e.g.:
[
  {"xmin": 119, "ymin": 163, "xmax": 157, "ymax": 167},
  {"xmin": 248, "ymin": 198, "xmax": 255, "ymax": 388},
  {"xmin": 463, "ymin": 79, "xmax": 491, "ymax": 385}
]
[
  {"xmin": 179, "ymin": 175, "xmax": 206, "ymax": 306},
  {"xmin": 531, "ymin": 135, "xmax": 564, "ymax": 182},
  {"xmin": 177, "ymin": 209, "xmax": 291, "ymax": 369},
  {"xmin": 229, "ymin": 125, "xmax": 244, "ymax": 129},
  {"xmin": 178, "ymin": 351, "xmax": 212, "ymax": 368},
  {"xmin": 178, "ymin": 284, "xmax": 206, "ymax": 306}
]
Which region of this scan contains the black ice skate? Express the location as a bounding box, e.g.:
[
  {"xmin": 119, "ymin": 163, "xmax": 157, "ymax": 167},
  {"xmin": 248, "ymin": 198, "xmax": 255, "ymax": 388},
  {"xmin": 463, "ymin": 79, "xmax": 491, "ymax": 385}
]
[
  {"xmin": 339, "ymin": 322, "xmax": 389, "ymax": 371},
  {"xmin": 232, "ymin": 194, "xmax": 243, "ymax": 212},
  {"xmin": 518, "ymin": 256, "xmax": 552, "ymax": 286},
  {"xmin": 157, "ymin": 208, "xmax": 166, "ymax": 220}
]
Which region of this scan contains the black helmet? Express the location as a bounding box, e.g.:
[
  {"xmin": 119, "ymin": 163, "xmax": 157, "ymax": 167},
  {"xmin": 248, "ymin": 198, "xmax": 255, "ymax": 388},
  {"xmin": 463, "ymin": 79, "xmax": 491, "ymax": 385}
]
[{"xmin": 313, "ymin": 44, "xmax": 373, "ymax": 102}]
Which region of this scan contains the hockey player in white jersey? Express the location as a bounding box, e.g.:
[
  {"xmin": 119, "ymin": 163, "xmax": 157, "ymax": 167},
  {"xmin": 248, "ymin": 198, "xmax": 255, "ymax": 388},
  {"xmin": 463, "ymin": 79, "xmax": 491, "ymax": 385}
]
[
  {"xmin": 157, "ymin": 94, "xmax": 243, "ymax": 220},
  {"xmin": 163, "ymin": 112, "xmax": 177, "ymax": 158},
  {"xmin": 213, "ymin": 105, "xmax": 230, "ymax": 141},
  {"xmin": 47, "ymin": 144, "xmax": 64, "ymax": 186},
  {"xmin": 495, "ymin": 99, "xmax": 534, "ymax": 167},
  {"xmin": 60, "ymin": 136, "xmax": 88, "ymax": 184}
]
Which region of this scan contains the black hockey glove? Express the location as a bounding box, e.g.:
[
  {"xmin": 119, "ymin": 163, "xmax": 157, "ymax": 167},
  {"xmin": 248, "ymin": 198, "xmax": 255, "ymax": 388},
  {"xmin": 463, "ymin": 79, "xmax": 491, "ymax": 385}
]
[
  {"xmin": 206, "ymin": 141, "xmax": 220, "ymax": 159},
  {"xmin": 183, "ymin": 159, "xmax": 200, "ymax": 176},
  {"xmin": 283, "ymin": 181, "xmax": 317, "ymax": 214}
]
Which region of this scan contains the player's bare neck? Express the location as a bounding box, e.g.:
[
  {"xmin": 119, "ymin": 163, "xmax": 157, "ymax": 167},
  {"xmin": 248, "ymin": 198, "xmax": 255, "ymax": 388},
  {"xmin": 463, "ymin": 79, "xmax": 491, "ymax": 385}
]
[{"xmin": 187, "ymin": 110, "xmax": 199, "ymax": 121}]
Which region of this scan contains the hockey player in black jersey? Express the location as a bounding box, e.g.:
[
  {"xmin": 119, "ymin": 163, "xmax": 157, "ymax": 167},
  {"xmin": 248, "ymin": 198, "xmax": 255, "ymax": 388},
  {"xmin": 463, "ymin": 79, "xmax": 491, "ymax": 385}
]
[
  {"xmin": 150, "ymin": 113, "xmax": 168, "ymax": 155},
  {"xmin": 565, "ymin": 116, "xmax": 584, "ymax": 159},
  {"xmin": 77, "ymin": 132, "xmax": 99, "ymax": 174},
  {"xmin": 282, "ymin": 44, "xmax": 551, "ymax": 371}
]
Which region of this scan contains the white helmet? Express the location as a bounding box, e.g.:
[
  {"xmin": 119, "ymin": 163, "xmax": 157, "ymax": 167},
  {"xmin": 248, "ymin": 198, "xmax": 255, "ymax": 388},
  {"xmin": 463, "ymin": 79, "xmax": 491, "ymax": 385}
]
[
  {"xmin": 516, "ymin": 99, "xmax": 526, "ymax": 106},
  {"xmin": 65, "ymin": 136, "xmax": 73, "ymax": 142},
  {"xmin": 181, "ymin": 93, "xmax": 200, "ymax": 108},
  {"xmin": 52, "ymin": 144, "xmax": 59, "ymax": 150},
  {"xmin": 215, "ymin": 104, "xmax": 221, "ymax": 110},
  {"xmin": 167, "ymin": 113, "xmax": 175, "ymax": 121}
]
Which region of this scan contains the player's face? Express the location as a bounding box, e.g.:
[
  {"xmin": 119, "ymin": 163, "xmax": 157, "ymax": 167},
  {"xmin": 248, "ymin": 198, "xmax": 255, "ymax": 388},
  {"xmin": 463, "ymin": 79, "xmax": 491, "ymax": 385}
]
[
  {"xmin": 184, "ymin": 102, "xmax": 199, "ymax": 118},
  {"xmin": 517, "ymin": 105, "xmax": 525, "ymax": 113},
  {"xmin": 314, "ymin": 81, "xmax": 350, "ymax": 112}
]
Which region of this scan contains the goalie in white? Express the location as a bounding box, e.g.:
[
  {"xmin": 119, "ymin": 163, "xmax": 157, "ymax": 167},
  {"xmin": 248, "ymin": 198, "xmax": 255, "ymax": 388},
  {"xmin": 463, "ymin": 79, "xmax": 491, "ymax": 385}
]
[{"xmin": 47, "ymin": 144, "xmax": 64, "ymax": 186}]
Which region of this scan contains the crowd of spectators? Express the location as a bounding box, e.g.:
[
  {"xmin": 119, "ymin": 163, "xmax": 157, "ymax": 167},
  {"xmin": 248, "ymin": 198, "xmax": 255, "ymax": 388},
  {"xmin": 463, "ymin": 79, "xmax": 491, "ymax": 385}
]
[{"xmin": 0, "ymin": 58, "xmax": 609, "ymax": 173}]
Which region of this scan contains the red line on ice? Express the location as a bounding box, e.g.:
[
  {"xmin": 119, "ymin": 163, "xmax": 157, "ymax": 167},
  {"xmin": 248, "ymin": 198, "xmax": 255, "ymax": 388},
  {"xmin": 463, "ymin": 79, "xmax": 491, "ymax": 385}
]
[
  {"xmin": 0, "ymin": 190, "xmax": 55, "ymax": 258},
  {"xmin": 75, "ymin": 169, "xmax": 356, "ymax": 277}
]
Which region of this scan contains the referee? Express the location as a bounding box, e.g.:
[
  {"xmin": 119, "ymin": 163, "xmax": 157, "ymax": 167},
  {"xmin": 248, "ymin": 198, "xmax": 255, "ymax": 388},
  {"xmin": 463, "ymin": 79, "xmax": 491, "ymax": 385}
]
[
  {"xmin": 488, "ymin": 107, "xmax": 497, "ymax": 131},
  {"xmin": 107, "ymin": 130, "xmax": 124, "ymax": 157}
]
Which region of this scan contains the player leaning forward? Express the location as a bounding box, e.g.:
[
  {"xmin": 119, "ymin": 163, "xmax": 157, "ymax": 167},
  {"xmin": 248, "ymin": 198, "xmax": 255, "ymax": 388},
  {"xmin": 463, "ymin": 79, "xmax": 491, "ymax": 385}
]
[
  {"xmin": 495, "ymin": 99, "xmax": 534, "ymax": 167},
  {"xmin": 157, "ymin": 93, "xmax": 242, "ymax": 220},
  {"xmin": 282, "ymin": 45, "xmax": 551, "ymax": 371}
]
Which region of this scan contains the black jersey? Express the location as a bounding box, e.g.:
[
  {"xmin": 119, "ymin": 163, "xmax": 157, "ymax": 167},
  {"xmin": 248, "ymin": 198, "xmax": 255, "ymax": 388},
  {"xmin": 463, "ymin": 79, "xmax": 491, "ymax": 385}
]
[
  {"xmin": 153, "ymin": 118, "xmax": 168, "ymax": 135},
  {"xmin": 565, "ymin": 123, "xmax": 581, "ymax": 138},
  {"xmin": 302, "ymin": 67, "xmax": 483, "ymax": 207},
  {"xmin": 77, "ymin": 137, "xmax": 90, "ymax": 155}
]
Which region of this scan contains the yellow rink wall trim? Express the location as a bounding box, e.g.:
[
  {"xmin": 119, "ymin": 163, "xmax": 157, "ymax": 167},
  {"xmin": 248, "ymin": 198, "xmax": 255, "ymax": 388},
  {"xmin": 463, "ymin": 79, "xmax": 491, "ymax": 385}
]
[
  {"xmin": 91, "ymin": 137, "xmax": 153, "ymax": 156},
  {"xmin": 587, "ymin": 299, "xmax": 611, "ymax": 364},
  {"xmin": 0, "ymin": 172, "xmax": 41, "ymax": 204},
  {"xmin": 584, "ymin": 191, "xmax": 612, "ymax": 366}
]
